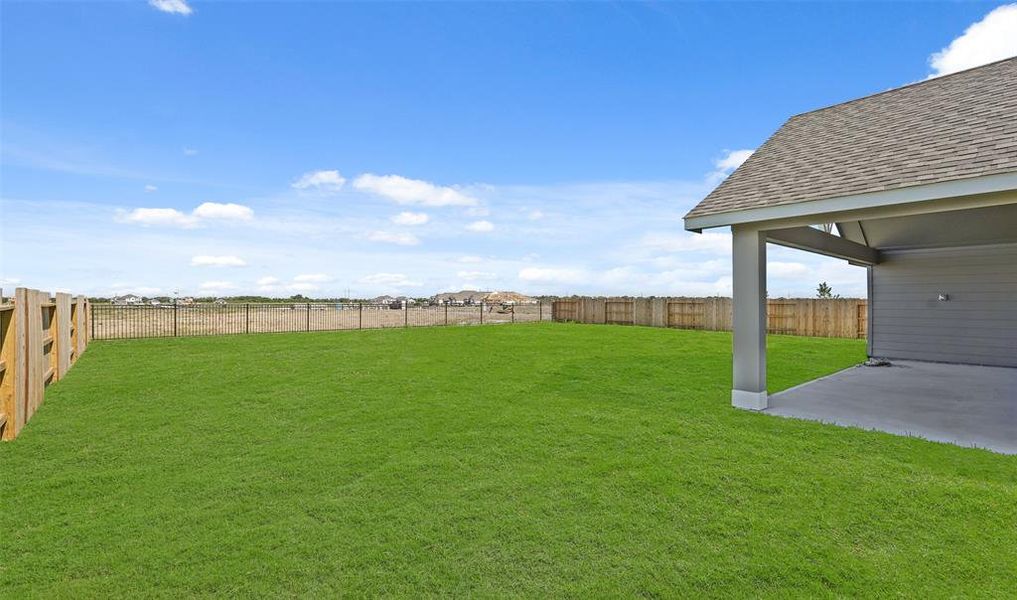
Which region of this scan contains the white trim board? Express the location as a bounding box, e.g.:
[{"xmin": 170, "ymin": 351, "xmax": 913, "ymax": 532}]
[{"xmin": 685, "ymin": 172, "xmax": 1017, "ymax": 231}]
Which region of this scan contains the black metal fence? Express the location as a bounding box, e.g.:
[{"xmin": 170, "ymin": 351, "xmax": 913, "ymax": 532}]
[{"xmin": 91, "ymin": 302, "xmax": 550, "ymax": 340}]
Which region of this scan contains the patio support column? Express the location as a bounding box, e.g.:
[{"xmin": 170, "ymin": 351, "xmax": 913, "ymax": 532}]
[{"xmin": 731, "ymin": 224, "xmax": 768, "ymax": 410}]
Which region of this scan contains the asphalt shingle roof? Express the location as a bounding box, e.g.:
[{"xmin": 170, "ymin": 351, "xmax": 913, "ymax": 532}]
[{"xmin": 685, "ymin": 57, "xmax": 1017, "ymax": 220}]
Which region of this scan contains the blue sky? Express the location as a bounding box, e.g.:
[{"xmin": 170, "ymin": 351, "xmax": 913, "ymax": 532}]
[{"xmin": 2, "ymin": 1, "xmax": 1015, "ymax": 298}]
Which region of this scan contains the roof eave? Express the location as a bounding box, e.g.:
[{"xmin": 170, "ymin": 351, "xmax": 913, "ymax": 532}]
[{"xmin": 683, "ymin": 171, "xmax": 1017, "ymax": 232}]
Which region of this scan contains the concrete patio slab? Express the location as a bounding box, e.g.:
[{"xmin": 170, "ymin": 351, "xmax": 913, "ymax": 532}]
[{"xmin": 766, "ymin": 360, "xmax": 1017, "ymax": 454}]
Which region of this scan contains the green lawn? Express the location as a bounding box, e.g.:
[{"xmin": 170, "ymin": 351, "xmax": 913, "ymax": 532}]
[{"xmin": 2, "ymin": 324, "xmax": 1015, "ymax": 597}]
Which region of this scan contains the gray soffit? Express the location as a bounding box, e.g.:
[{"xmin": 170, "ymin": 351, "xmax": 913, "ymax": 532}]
[{"xmin": 836, "ymin": 202, "xmax": 1017, "ymax": 251}]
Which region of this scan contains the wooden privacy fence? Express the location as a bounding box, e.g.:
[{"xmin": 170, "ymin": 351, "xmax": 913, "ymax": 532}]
[
  {"xmin": 551, "ymin": 297, "xmax": 867, "ymax": 339},
  {"xmin": 0, "ymin": 288, "xmax": 90, "ymax": 440}
]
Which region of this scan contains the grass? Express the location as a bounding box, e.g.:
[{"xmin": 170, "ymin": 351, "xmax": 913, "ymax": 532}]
[{"xmin": 2, "ymin": 323, "xmax": 1015, "ymax": 597}]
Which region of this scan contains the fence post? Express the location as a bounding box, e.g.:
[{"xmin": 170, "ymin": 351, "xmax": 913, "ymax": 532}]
[
  {"xmin": 404, "ymin": 302, "xmax": 408, "ymax": 328},
  {"xmin": 30, "ymin": 290, "xmax": 45, "ymax": 413},
  {"xmin": 173, "ymin": 302, "xmax": 178, "ymax": 336},
  {"xmin": 13, "ymin": 289, "xmax": 29, "ymax": 437},
  {"xmin": 245, "ymin": 303, "xmax": 250, "ymax": 334},
  {"xmin": 445, "ymin": 303, "xmax": 448, "ymax": 326},
  {"xmin": 359, "ymin": 303, "xmax": 363, "ymax": 329},
  {"xmin": 539, "ymin": 302, "xmax": 543, "ymax": 322},
  {"xmin": 511, "ymin": 305, "xmax": 515, "ymax": 323},
  {"xmin": 1, "ymin": 291, "xmax": 26, "ymax": 440},
  {"xmin": 91, "ymin": 303, "xmax": 96, "ymax": 341},
  {"xmin": 306, "ymin": 303, "xmax": 311, "ymax": 331},
  {"xmin": 54, "ymin": 293, "xmax": 71, "ymax": 380},
  {"xmin": 480, "ymin": 302, "xmax": 484, "ymax": 325}
]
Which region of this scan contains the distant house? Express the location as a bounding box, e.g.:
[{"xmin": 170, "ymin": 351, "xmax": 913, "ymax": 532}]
[
  {"xmin": 431, "ymin": 290, "xmax": 536, "ymax": 306},
  {"xmin": 148, "ymin": 298, "xmax": 161, "ymax": 306},
  {"xmin": 213, "ymin": 298, "xmax": 227, "ymax": 305},
  {"xmin": 431, "ymin": 290, "xmax": 490, "ymax": 306},
  {"xmin": 370, "ymin": 295, "xmax": 395, "ymax": 305},
  {"xmin": 112, "ymin": 294, "xmax": 143, "ymax": 306},
  {"xmin": 483, "ymin": 291, "xmax": 537, "ymax": 305},
  {"xmin": 389, "ymin": 296, "xmax": 417, "ymax": 309}
]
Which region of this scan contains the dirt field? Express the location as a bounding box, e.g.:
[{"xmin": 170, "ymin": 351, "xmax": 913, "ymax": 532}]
[{"xmin": 92, "ymin": 303, "xmax": 550, "ymax": 340}]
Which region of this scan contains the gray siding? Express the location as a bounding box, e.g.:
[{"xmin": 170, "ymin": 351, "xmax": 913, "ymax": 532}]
[{"xmin": 871, "ymin": 244, "xmax": 1017, "ymax": 367}]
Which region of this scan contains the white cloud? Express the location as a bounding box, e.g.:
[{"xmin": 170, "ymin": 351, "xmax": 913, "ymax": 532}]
[
  {"xmin": 596, "ymin": 266, "xmax": 735, "ymax": 296},
  {"xmin": 5, "ymin": 175, "xmax": 866, "ymax": 299},
  {"xmin": 768, "ymin": 261, "xmax": 810, "ymax": 278},
  {"xmin": 928, "ymin": 4, "xmax": 1017, "ymax": 77},
  {"xmin": 287, "ymin": 282, "xmax": 320, "ymax": 293},
  {"xmin": 183, "ymin": 147, "xmax": 198, "ymax": 156},
  {"xmin": 1, "ymin": 277, "xmax": 22, "ymax": 285},
  {"xmin": 144, "ymin": 184, "xmax": 158, "ymax": 193},
  {"xmin": 715, "ymin": 149, "xmax": 754, "ymax": 172},
  {"xmin": 200, "ymin": 281, "xmax": 236, "ymax": 291},
  {"xmin": 257, "ymin": 278, "xmax": 324, "ymax": 294},
  {"xmin": 192, "ymin": 202, "xmax": 254, "ymax": 221},
  {"xmin": 256, "ymin": 277, "xmax": 283, "ymax": 293},
  {"xmin": 294, "ymin": 273, "xmax": 332, "ymax": 283},
  {"xmin": 642, "ymin": 256, "xmax": 730, "ymax": 276},
  {"xmin": 457, "ymin": 270, "xmax": 496, "ymax": 281},
  {"xmin": 465, "ymin": 206, "xmax": 490, "ymax": 217},
  {"xmin": 367, "ymin": 231, "xmax": 420, "ymax": 245},
  {"xmin": 190, "ymin": 255, "xmax": 247, "ymax": 267},
  {"xmin": 593, "ymin": 268, "xmax": 633, "ymax": 288},
  {"xmin": 528, "ymin": 209, "xmax": 545, "ymax": 220},
  {"xmin": 116, "ymin": 207, "xmax": 199, "ymax": 228},
  {"xmin": 353, "ymin": 174, "xmax": 478, "ymax": 206},
  {"xmin": 640, "ymin": 231, "xmax": 732, "ymax": 255},
  {"xmin": 391, "ymin": 211, "xmax": 430, "ymax": 226},
  {"xmin": 466, "ymin": 220, "xmax": 494, "ymax": 233},
  {"xmin": 358, "ymin": 273, "xmax": 423, "ymax": 288},
  {"xmin": 708, "ymin": 149, "xmax": 754, "ymax": 184},
  {"xmin": 292, "ymin": 169, "xmax": 346, "ymax": 192},
  {"xmin": 514, "ymin": 263, "xmax": 738, "ymax": 296},
  {"xmin": 518, "ymin": 267, "xmax": 588, "ymax": 284},
  {"xmin": 108, "ymin": 285, "xmax": 163, "ymax": 296},
  {"xmin": 116, "ymin": 202, "xmax": 254, "ymax": 228},
  {"xmin": 149, "ymin": 0, "xmax": 192, "ymax": 15}
]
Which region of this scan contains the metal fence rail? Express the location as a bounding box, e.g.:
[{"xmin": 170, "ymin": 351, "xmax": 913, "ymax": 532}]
[{"xmin": 92, "ymin": 302, "xmax": 550, "ymax": 341}]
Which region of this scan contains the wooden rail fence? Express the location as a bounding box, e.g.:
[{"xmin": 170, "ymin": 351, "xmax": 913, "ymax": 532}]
[
  {"xmin": 551, "ymin": 297, "xmax": 867, "ymax": 339},
  {"xmin": 0, "ymin": 288, "xmax": 90, "ymax": 440}
]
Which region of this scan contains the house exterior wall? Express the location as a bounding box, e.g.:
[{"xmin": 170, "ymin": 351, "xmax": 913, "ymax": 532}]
[{"xmin": 871, "ymin": 243, "xmax": 1017, "ymax": 367}]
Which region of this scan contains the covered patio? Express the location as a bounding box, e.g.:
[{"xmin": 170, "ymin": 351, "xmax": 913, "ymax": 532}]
[
  {"xmin": 767, "ymin": 360, "xmax": 1017, "ymax": 454},
  {"xmin": 684, "ymin": 58, "xmax": 1017, "ymax": 452}
]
